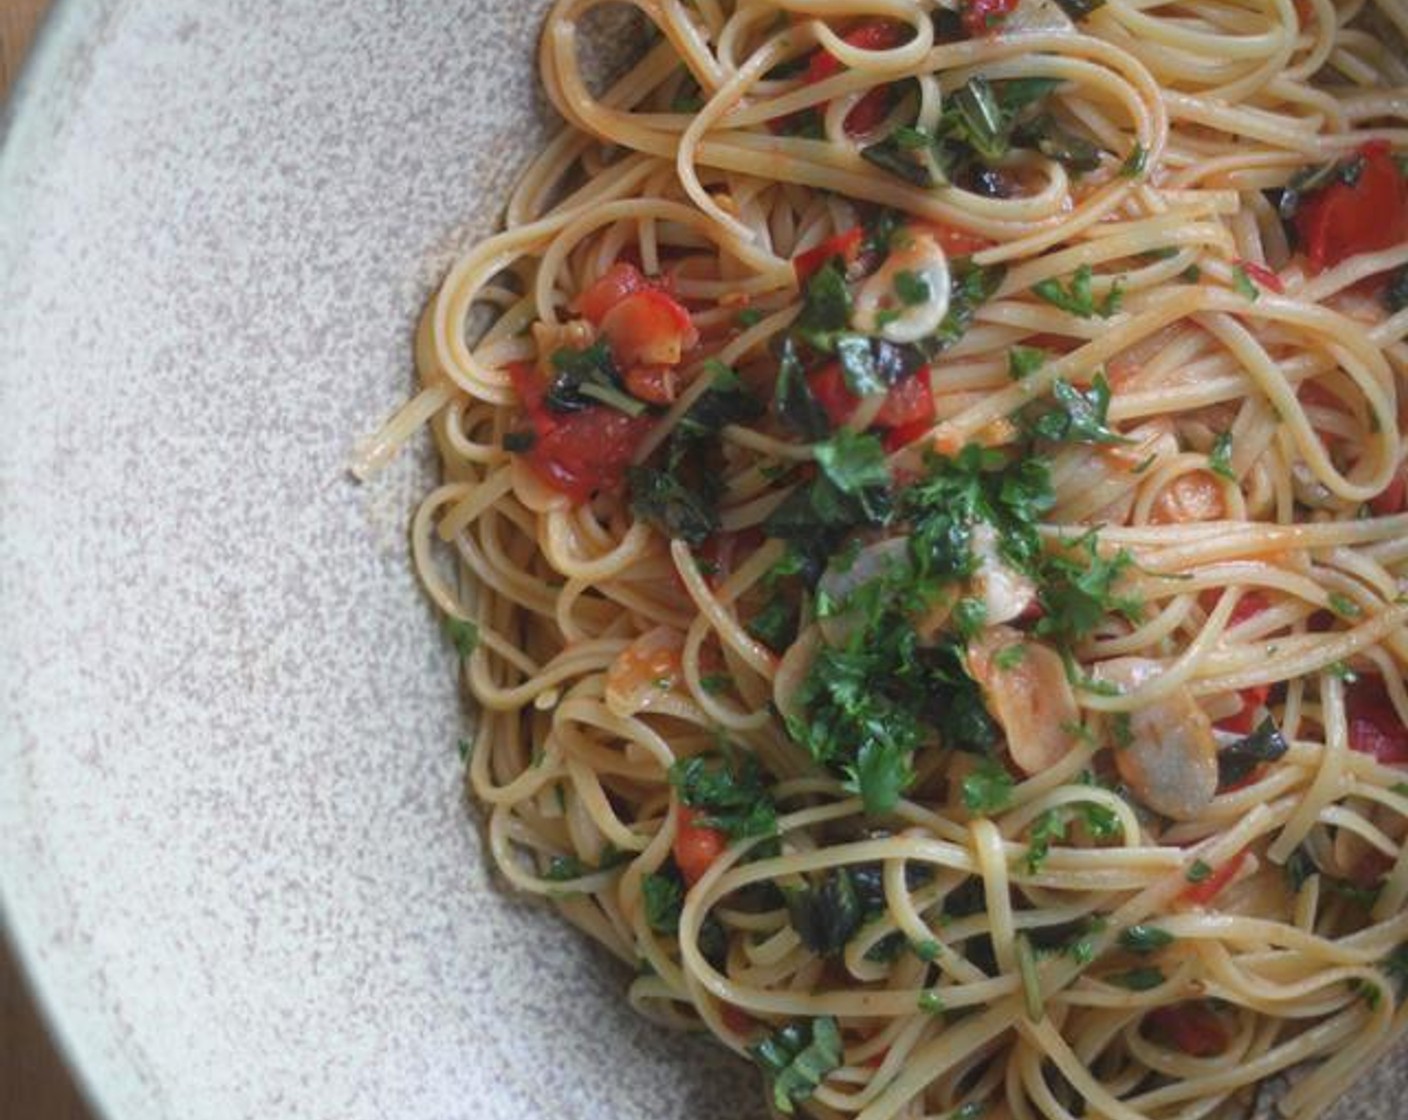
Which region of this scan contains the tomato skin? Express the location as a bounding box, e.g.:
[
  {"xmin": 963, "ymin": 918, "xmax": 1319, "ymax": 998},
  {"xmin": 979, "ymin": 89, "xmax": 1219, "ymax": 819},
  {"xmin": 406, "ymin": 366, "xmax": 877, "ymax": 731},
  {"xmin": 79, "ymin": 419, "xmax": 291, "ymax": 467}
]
[
  {"xmin": 1150, "ymin": 470, "xmax": 1226, "ymax": 525},
  {"xmin": 527, "ymin": 409, "xmax": 653, "ymax": 504},
  {"xmin": 804, "ymin": 20, "xmax": 906, "ymax": 82},
  {"xmin": 623, "ymin": 363, "xmax": 678, "ymax": 405},
  {"xmin": 802, "ymin": 21, "xmax": 905, "ymax": 137},
  {"xmin": 793, "ymin": 227, "xmax": 865, "ymax": 285},
  {"xmin": 1234, "ymin": 259, "xmax": 1285, "ymax": 294},
  {"xmin": 1145, "ymin": 1004, "xmax": 1229, "ymax": 1057},
  {"xmin": 1369, "ymin": 464, "xmax": 1407, "ymax": 516},
  {"xmin": 1218, "ymin": 685, "xmax": 1272, "ymax": 736},
  {"xmin": 873, "ymin": 369, "xmax": 935, "ymax": 428},
  {"xmin": 960, "ymin": 0, "xmax": 1021, "ymax": 38},
  {"xmin": 1200, "ymin": 591, "xmax": 1273, "ymax": 734},
  {"xmin": 916, "ymin": 221, "xmax": 994, "ymax": 258},
  {"xmin": 600, "ymin": 289, "xmax": 699, "ymax": 368},
  {"xmin": 1180, "ymin": 849, "xmax": 1248, "ymax": 906},
  {"xmin": 1293, "ymin": 142, "xmax": 1408, "ymax": 273},
  {"xmin": 575, "ymin": 261, "xmax": 649, "ymax": 324},
  {"xmin": 505, "ymin": 361, "xmax": 652, "ymax": 504},
  {"xmin": 674, "ymin": 806, "xmax": 727, "ymax": 887},
  {"xmin": 806, "ymin": 362, "xmax": 935, "ymax": 446},
  {"xmin": 807, "ymin": 362, "xmax": 860, "ymax": 426},
  {"xmin": 1347, "ymin": 677, "xmax": 1408, "ymax": 765}
]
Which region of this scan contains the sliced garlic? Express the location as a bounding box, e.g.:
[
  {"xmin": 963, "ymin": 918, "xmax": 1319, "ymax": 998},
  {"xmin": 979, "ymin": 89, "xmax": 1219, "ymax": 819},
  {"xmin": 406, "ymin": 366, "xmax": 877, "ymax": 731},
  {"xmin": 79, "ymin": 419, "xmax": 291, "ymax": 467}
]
[{"xmin": 852, "ymin": 231, "xmax": 951, "ymax": 345}]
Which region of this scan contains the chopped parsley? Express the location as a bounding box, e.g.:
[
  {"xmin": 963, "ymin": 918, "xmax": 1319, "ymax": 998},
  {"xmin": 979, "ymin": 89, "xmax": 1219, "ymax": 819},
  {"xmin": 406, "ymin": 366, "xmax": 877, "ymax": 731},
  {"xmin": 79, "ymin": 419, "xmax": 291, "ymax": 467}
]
[
  {"xmin": 1026, "ymin": 374, "xmax": 1129, "ymax": 445},
  {"xmin": 1108, "ymin": 966, "xmax": 1165, "ymax": 991},
  {"xmin": 641, "ymin": 871, "xmax": 684, "ymax": 933},
  {"xmin": 1121, "ymin": 143, "xmax": 1148, "ymax": 178},
  {"xmin": 1186, "ymin": 859, "xmax": 1213, "ymax": 883},
  {"xmin": 1034, "ymin": 531, "xmax": 1142, "ymax": 645},
  {"xmin": 894, "ymin": 269, "xmax": 932, "ymax": 306},
  {"xmin": 1007, "ymin": 345, "xmax": 1046, "ymax": 381},
  {"xmin": 962, "ymin": 758, "xmax": 1014, "ymax": 815},
  {"xmin": 1208, "ymin": 431, "xmax": 1236, "ymax": 481},
  {"xmin": 670, "ymin": 750, "xmax": 778, "ymax": 840},
  {"xmin": 1118, "ymin": 925, "xmax": 1175, "ymax": 954},
  {"xmin": 1327, "ymin": 592, "xmax": 1362, "ymax": 619},
  {"xmin": 794, "ymin": 260, "xmax": 853, "ymax": 352},
  {"xmin": 1024, "ymin": 800, "xmax": 1121, "ymax": 873},
  {"xmin": 445, "ymin": 617, "xmax": 479, "ymax": 659},
  {"xmin": 1032, "ymin": 264, "xmax": 1122, "ymax": 319},
  {"xmin": 1231, "ymin": 265, "xmax": 1259, "ymax": 302}
]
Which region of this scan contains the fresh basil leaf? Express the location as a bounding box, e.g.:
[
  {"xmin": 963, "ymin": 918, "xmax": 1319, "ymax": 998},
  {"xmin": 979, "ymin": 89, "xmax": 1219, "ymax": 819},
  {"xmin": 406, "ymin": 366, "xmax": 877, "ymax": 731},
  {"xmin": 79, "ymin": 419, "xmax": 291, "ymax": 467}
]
[
  {"xmin": 749, "ymin": 1016, "xmax": 843, "ymax": 1115},
  {"xmin": 628, "ymin": 466, "xmax": 718, "ymax": 546},
  {"xmin": 773, "ymin": 337, "xmax": 831, "ymax": 441},
  {"xmin": 835, "ymin": 333, "xmax": 887, "ymax": 396},
  {"xmin": 795, "ymin": 261, "xmax": 854, "ymax": 351},
  {"xmin": 1217, "ymin": 717, "xmax": 1288, "ymax": 788}
]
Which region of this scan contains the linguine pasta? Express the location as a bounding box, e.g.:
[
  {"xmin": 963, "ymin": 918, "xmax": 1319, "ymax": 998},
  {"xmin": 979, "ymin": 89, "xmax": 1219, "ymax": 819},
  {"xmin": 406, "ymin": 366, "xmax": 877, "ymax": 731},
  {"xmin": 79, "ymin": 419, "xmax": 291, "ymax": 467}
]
[{"xmin": 357, "ymin": 1, "xmax": 1408, "ymax": 1116}]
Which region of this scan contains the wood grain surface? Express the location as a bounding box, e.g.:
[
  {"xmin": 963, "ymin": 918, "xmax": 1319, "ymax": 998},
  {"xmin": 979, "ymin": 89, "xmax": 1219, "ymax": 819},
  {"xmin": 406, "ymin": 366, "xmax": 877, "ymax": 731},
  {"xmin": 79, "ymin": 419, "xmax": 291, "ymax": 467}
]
[{"xmin": 2, "ymin": 9, "xmax": 95, "ymax": 1120}]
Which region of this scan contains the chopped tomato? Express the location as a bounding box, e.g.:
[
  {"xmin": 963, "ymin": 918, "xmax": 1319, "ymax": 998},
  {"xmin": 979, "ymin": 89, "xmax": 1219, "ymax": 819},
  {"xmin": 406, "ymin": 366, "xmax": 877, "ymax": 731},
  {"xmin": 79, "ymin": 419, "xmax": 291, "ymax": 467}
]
[
  {"xmin": 916, "ymin": 221, "xmax": 994, "ymax": 258},
  {"xmin": 506, "ymin": 361, "xmax": 652, "ymax": 504},
  {"xmin": 808, "ymin": 362, "xmax": 860, "ymax": 426},
  {"xmin": 1347, "ymin": 677, "xmax": 1408, "ymax": 765},
  {"xmin": 1150, "ymin": 471, "xmax": 1226, "ymax": 524},
  {"xmin": 623, "ymin": 364, "xmax": 679, "ymax": 405},
  {"xmin": 525, "ymin": 408, "xmax": 652, "ymax": 504},
  {"xmin": 1293, "ymin": 141, "xmax": 1408, "ymax": 273},
  {"xmin": 1202, "ymin": 590, "xmax": 1273, "ymax": 732},
  {"xmin": 1197, "ymin": 589, "xmax": 1270, "ymax": 627},
  {"xmin": 600, "ymin": 289, "xmax": 699, "ymax": 368},
  {"xmin": 843, "ymin": 87, "xmax": 895, "ymax": 136},
  {"xmin": 804, "ymin": 20, "xmax": 906, "ymax": 82},
  {"xmin": 1349, "ymin": 849, "xmax": 1393, "ymax": 889},
  {"xmin": 574, "ymin": 261, "xmax": 649, "ymax": 324},
  {"xmin": 793, "ymin": 227, "xmax": 865, "ymax": 285},
  {"xmin": 882, "ymin": 418, "xmax": 932, "ymax": 452},
  {"xmin": 874, "ymin": 369, "xmax": 935, "ymax": 428},
  {"xmin": 1297, "ymin": 381, "xmax": 1344, "ymax": 413},
  {"xmin": 1145, "ymin": 1003, "xmax": 1229, "ymax": 1057},
  {"xmin": 807, "ymin": 362, "xmax": 935, "ymax": 446},
  {"xmin": 1369, "ymin": 464, "xmax": 1407, "ymax": 516},
  {"xmin": 606, "ymin": 636, "xmax": 682, "ymax": 698},
  {"xmin": 719, "ymin": 1003, "xmax": 754, "ymax": 1034},
  {"xmin": 1218, "ymin": 685, "xmax": 1272, "ymax": 736},
  {"xmin": 674, "ymin": 805, "xmax": 727, "ymax": 886},
  {"xmin": 1180, "ymin": 849, "xmax": 1249, "ymax": 906},
  {"xmin": 1234, "ymin": 259, "xmax": 1285, "ymax": 294},
  {"xmin": 802, "ymin": 21, "xmax": 906, "ymax": 137},
  {"xmin": 960, "ymin": 0, "xmax": 1021, "ymax": 38}
]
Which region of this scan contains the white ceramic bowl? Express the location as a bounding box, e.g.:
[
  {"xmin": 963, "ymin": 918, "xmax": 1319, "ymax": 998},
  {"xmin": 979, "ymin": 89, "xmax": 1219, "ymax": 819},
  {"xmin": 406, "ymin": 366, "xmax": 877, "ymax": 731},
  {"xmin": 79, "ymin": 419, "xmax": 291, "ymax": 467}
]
[
  {"xmin": 0, "ymin": 4, "xmax": 1402, "ymax": 1119},
  {"xmin": 0, "ymin": 2, "xmax": 758, "ymax": 1116}
]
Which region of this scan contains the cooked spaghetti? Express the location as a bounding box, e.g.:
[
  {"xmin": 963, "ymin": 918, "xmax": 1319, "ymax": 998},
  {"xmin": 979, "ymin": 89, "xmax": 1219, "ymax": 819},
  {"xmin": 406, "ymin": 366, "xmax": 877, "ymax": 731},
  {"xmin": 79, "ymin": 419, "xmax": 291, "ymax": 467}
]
[{"xmin": 355, "ymin": 1, "xmax": 1408, "ymax": 1116}]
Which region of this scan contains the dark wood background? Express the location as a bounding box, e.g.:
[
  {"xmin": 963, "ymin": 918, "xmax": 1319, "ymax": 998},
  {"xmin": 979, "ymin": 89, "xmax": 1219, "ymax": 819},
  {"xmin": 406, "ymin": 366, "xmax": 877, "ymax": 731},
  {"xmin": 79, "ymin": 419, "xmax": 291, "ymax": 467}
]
[{"xmin": 2, "ymin": 4, "xmax": 96, "ymax": 1117}]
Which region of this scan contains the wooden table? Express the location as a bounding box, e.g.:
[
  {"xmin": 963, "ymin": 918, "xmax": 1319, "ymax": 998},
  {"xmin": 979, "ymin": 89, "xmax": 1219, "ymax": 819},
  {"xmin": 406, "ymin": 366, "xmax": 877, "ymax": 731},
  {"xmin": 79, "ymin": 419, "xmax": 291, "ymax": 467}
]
[{"xmin": 2, "ymin": 10, "xmax": 95, "ymax": 1120}]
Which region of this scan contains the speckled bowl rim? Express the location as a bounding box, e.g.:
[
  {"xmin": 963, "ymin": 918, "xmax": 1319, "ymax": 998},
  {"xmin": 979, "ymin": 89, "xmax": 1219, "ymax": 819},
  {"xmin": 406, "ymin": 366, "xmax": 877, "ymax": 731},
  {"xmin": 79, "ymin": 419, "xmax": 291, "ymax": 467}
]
[{"xmin": 2, "ymin": 10, "xmax": 125, "ymax": 1118}]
